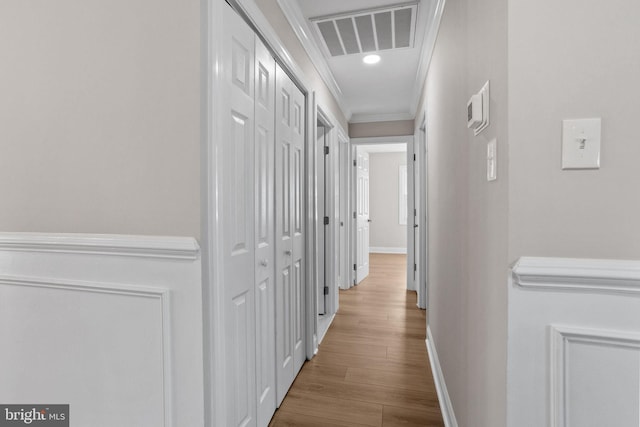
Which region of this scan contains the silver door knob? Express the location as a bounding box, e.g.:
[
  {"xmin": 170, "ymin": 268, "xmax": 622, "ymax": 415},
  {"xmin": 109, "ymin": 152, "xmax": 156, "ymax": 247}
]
[
  {"xmin": 260, "ymin": 259, "xmax": 268, "ymax": 267},
  {"xmin": 285, "ymin": 250, "xmax": 292, "ymax": 256}
]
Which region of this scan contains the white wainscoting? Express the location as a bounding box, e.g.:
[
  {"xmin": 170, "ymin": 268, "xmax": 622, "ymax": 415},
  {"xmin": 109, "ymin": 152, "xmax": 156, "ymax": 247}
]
[
  {"xmin": 508, "ymin": 257, "xmax": 640, "ymax": 427},
  {"xmin": 0, "ymin": 233, "xmax": 204, "ymax": 427}
]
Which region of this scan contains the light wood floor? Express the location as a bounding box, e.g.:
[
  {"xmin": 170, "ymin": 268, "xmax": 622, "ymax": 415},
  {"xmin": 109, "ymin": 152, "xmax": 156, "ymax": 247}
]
[{"xmin": 269, "ymin": 253, "xmax": 445, "ymax": 426}]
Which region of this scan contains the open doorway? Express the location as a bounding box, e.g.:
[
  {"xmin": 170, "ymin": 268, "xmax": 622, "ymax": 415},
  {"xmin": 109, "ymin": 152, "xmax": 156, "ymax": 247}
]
[
  {"xmin": 360, "ymin": 144, "xmax": 408, "ymax": 269},
  {"xmin": 351, "ymin": 139, "xmax": 411, "ymax": 291},
  {"xmin": 314, "ymin": 107, "xmax": 349, "ymax": 344}
]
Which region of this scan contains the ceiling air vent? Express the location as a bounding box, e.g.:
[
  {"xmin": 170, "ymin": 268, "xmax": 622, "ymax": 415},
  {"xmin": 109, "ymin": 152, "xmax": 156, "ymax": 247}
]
[{"xmin": 310, "ymin": 2, "xmax": 418, "ymax": 58}]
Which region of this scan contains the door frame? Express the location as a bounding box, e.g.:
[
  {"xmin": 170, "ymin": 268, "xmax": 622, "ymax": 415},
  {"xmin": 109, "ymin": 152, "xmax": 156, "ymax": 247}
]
[
  {"xmin": 313, "ymin": 105, "xmax": 347, "ymax": 344},
  {"xmin": 202, "ymin": 1, "xmax": 319, "ymax": 425},
  {"xmin": 415, "ymin": 113, "xmax": 428, "ymax": 310},
  {"xmin": 350, "ymin": 135, "xmax": 414, "ymax": 290}
]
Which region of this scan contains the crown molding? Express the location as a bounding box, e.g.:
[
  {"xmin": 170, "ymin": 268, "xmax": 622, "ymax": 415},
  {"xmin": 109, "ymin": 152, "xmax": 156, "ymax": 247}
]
[
  {"xmin": 410, "ymin": 0, "xmax": 447, "ymax": 117},
  {"xmin": 276, "ymin": 0, "xmax": 352, "ymax": 121}
]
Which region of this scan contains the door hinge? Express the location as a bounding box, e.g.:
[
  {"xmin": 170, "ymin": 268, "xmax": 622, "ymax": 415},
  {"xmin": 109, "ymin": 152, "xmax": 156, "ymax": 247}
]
[
  {"xmin": 353, "ymin": 211, "xmax": 357, "ymax": 219},
  {"xmin": 353, "ymin": 159, "xmax": 357, "ymax": 166},
  {"xmin": 324, "ymin": 216, "xmax": 329, "ymax": 225},
  {"xmin": 353, "ymin": 264, "xmax": 357, "ymax": 271},
  {"xmin": 414, "ymin": 264, "xmax": 417, "ymax": 272},
  {"xmin": 414, "ymin": 208, "xmax": 417, "ymax": 216},
  {"xmin": 324, "ymin": 286, "xmax": 329, "ymax": 295},
  {"xmin": 414, "ymin": 153, "xmax": 416, "ymax": 161},
  {"xmin": 324, "ymin": 146, "xmax": 330, "ymax": 155}
]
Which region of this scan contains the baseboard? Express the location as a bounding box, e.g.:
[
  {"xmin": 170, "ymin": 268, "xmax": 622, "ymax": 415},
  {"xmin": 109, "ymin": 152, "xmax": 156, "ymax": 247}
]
[
  {"xmin": 369, "ymin": 247, "xmax": 407, "ymax": 254},
  {"xmin": 426, "ymin": 326, "xmax": 458, "ymax": 427},
  {"xmin": 316, "ymin": 313, "xmax": 336, "ymax": 346}
]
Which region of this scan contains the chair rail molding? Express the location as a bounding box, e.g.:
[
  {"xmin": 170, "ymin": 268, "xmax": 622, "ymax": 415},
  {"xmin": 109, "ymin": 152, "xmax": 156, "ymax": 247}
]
[
  {"xmin": 512, "ymin": 256, "xmax": 640, "ymax": 295},
  {"xmin": 0, "ymin": 232, "xmax": 199, "ymax": 260}
]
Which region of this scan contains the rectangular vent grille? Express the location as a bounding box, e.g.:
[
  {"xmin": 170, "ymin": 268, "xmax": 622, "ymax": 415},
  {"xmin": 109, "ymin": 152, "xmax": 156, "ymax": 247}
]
[{"xmin": 311, "ymin": 2, "xmax": 418, "ymax": 57}]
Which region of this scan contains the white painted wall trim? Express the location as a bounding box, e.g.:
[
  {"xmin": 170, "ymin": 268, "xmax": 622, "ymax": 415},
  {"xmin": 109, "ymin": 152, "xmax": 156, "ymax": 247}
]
[
  {"xmin": 512, "ymin": 256, "xmax": 640, "ymax": 295},
  {"xmin": 410, "ymin": 0, "xmax": 446, "ymax": 117},
  {"xmin": 369, "ymin": 247, "xmax": 407, "ymax": 254},
  {"xmin": 549, "ymin": 324, "xmax": 640, "ymax": 427},
  {"xmin": 276, "ymin": 0, "xmax": 351, "ymax": 120},
  {"xmin": 0, "ymin": 232, "xmax": 199, "ymax": 260},
  {"xmin": 0, "ymin": 232, "xmax": 204, "ymax": 426},
  {"xmin": 508, "ymin": 256, "xmax": 640, "ymax": 426},
  {"xmin": 426, "ymin": 326, "xmax": 458, "ymax": 427}
]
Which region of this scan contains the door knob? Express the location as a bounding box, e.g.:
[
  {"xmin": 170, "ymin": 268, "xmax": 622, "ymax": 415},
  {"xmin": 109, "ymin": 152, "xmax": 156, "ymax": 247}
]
[
  {"xmin": 414, "ymin": 224, "xmax": 419, "ymax": 228},
  {"xmin": 285, "ymin": 250, "xmax": 292, "ymax": 256},
  {"xmin": 367, "ymin": 219, "xmax": 372, "ymax": 223},
  {"xmin": 260, "ymin": 259, "xmax": 268, "ymax": 267}
]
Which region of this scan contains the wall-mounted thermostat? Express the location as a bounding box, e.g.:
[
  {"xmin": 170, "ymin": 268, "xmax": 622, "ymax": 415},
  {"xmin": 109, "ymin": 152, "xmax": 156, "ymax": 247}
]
[{"xmin": 467, "ymin": 81, "xmax": 490, "ymax": 136}]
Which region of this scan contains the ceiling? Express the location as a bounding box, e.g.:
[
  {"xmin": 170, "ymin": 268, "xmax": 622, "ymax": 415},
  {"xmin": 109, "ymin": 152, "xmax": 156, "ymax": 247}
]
[{"xmin": 280, "ymin": 0, "xmax": 443, "ymax": 123}]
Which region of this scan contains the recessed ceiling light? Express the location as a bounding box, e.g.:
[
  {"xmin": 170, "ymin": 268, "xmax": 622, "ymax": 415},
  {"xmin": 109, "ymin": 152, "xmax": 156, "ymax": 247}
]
[{"xmin": 363, "ymin": 54, "xmax": 381, "ymax": 65}]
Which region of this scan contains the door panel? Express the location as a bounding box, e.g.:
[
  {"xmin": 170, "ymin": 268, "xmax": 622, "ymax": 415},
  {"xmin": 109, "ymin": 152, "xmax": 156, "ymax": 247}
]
[
  {"xmin": 291, "ymin": 88, "xmax": 306, "ymax": 373},
  {"xmin": 356, "ymin": 150, "xmax": 370, "ymax": 283},
  {"xmin": 275, "ymin": 64, "xmax": 305, "ymax": 405},
  {"xmin": 222, "ymin": 6, "xmax": 256, "ymax": 427},
  {"xmin": 254, "ymin": 37, "xmax": 276, "ymax": 426}
]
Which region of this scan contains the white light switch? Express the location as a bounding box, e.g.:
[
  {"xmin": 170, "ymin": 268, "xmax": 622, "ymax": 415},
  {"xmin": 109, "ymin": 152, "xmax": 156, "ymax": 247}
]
[
  {"xmin": 562, "ymin": 118, "xmax": 601, "ymax": 169},
  {"xmin": 487, "ymin": 139, "xmax": 497, "ymax": 181}
]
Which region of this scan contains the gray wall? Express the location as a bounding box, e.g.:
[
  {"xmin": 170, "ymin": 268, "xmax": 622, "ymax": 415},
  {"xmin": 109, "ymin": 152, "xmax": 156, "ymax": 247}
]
[
  {"xmin": 508, "ymin": 0, "xmax": 640, "ymax": 261},
  {"xmin": 416, "ymin": 0, "xmax": 508, "ymax": 425},
  {"xmin": 369, "ymin": 152, "xmax": 407, "ymax": 251},
  {"xmin": 422, "ymin": 0, "xmax": 640, "ymax": 425},
  {"xmin": 0, "ymin": 0, "xmax": 201, "ymax": 237},
  {"xmin": 349, "ymin": 120, "xmax": 415, "ymax": 138}
]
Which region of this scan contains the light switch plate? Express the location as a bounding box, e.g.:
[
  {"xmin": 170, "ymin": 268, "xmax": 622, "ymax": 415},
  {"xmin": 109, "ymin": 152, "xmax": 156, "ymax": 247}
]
[
  {"xmin": 562, "ymin": 118, "xmax": 601, "ymax": 169},
  {"xmin": 487, "ymin": 139, "xmax": 497, "ymax": 181}
]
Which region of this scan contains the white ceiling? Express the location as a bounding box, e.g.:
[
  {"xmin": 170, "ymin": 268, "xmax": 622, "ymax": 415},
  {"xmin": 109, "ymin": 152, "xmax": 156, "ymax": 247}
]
[{"xmin": 284, "ymin": 0, "xmax": 442, "ymax": 123}]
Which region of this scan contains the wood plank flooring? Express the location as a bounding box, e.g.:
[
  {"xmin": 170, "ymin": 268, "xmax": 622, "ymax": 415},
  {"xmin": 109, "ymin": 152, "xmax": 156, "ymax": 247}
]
[{"xmin": 269, "ymin": 253, "xmax": 445, "ymax": 426}]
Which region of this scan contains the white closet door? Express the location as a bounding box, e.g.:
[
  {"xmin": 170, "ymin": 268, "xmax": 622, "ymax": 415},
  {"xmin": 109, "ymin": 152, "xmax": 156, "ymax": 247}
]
[
  {"xmin": 222, "ymin": 6, "xmax": 257, "ymax": 427},
  {"xmin": 275, "ymin": 64, "xmax": 306, "ymax": 405},
  {"xmin": 254, "ymin": 37, "xmax": 277, "ymax": 427},
  {"xmin": 291, "ymin": 79, "xmax": 306, "ymax": 375},
  {"xmin": 356, "ymin": 150, "xmax": 370, "ymax": 283}
]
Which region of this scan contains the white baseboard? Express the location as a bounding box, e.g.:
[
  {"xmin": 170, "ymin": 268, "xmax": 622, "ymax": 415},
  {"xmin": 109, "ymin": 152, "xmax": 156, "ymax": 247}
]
[
  {"xmin": 369, "ymin": 246, "xmax": 407, "ymax": 254},
  {"xmin": 426, "ymin": 326, "xmax": 458, "ymax": 427}
]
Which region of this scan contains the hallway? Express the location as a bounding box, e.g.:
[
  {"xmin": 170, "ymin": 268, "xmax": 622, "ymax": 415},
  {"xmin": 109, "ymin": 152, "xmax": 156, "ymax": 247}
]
[{"xmin": 270, "ymin": 253, "xmax": 444, "ymax": 426}]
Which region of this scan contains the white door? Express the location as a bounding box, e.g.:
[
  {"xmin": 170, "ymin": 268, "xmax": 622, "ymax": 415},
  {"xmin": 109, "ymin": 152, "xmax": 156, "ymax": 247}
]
[
  {"xmin": 254, "ymin": 37, "xmax": 277, "ymax": 426},
  {"xmin": 222, "ymin": 6, "xmax": 257, "ymax": 426},
  {"xmin": 275, "ymin": 64, "xmax": 305, "ymax": 405},
  {"xmin": 356, "ymin": 149, "xmax": 370, "ymax": 283}
]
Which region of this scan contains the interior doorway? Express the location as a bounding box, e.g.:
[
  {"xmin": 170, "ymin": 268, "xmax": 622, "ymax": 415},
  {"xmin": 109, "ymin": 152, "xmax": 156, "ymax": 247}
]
[{"xmin": 351, "ymin": 139, "xmax": 411, "ymax": 289}]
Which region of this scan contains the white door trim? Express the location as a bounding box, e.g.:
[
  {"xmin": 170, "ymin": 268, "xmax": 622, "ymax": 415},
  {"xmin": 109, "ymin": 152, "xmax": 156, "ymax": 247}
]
[
  {"xmin": 415, "ymin": 115, "xmax": 428, "ymax": 309},
  {"xmin": 351, "ymin": 136, "xmax": 414, "ymax": 290}
]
